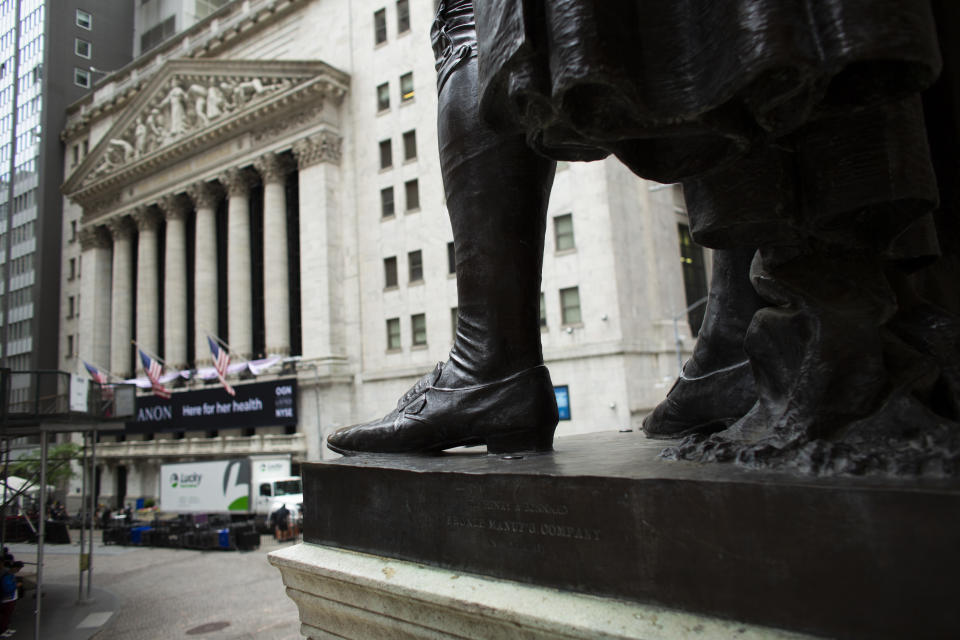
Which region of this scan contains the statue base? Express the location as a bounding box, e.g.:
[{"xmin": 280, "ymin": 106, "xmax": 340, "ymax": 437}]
[
  {"xmin": 295, "ymin": 431, "xmax": 959, "ymax": 639},
  {"xmin": 268, "ymin": 542, "xmax": 814, "ymax": 639}
]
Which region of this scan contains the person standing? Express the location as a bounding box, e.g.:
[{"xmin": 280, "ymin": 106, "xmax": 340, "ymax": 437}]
[
  {"xmin": 273, "ymin": 504, "xmax": 291, "ymax": 542},
  {"xmin": 0, "ymin": 561, "xmax": 23, "ymax": 637}
]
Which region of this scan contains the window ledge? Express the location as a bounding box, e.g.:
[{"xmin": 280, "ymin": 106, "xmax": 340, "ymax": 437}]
[
  {"xmin": 411, "ymin": 344, "xmax": 427, "ymax": 350},
  {"xmin": 379, "ymin": 166, "xmax": 393, "ymax": 173},
  {"xmin": 408, "ymin": 279, "xmax": 424, "ymax": 287},
  {"xmin": 383, "ymin": 285, "xmax": 398, "ymax": 292},
  {"xmin": 386, "ymin": 347, "xmax": 402, "ymax": 354},
  {"xmin": 405, "ymin": 207, "xmax": 421, "ymax": 215},
  {"xmin": 561, "ymin": 322, "xmax": 585, "ymax": 330},
  {"xmin": 381, "ymin": 214, "xmax": 396, "ymax": 222},
  {"xmin": 555, "ymin": 247, "xmax": 577, "ymax": 257}
]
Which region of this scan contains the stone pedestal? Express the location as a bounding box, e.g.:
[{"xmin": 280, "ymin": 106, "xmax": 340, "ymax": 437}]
[
  {"xmin": 269, "ymin": 542, "xmax": 811, "ymax": 640},
  {"xmin": 278, "ymin": 432, "xmax": 960, "ymax": 639}
]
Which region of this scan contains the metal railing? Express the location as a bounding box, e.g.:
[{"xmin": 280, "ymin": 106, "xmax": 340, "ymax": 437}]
[{"xmin": 0, "ymin": 369, "xmax": 135, "ymax": 425}]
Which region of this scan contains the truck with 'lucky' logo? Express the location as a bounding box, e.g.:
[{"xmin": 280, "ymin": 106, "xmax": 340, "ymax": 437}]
[{"xmin": 159, "ymin": 455, "xmax": 302, "ymax": 531}]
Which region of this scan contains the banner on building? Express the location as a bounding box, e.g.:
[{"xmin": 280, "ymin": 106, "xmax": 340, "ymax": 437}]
[{"xmin": 126, "ymin": 379, "xmax": 297, "ymax": 434}]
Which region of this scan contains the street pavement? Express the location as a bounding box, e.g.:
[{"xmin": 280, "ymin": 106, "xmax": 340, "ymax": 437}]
[{"xmin": 4, "ymin": 530, "xmax": 303, "ymax": 640}]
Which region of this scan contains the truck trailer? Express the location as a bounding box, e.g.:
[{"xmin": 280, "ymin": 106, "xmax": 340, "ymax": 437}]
[{"xmin": 159, "ymin": 455, "xmax": 302, "ymax": 530}]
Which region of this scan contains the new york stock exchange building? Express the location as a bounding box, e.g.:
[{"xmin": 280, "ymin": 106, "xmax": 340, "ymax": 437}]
[{"xmin": 59, "ymin": 0, "xmax": 699, "ymax": 508}]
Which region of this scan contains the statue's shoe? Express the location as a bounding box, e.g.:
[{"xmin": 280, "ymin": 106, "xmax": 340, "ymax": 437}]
[
  {"xmin": 326, "ymin": 363, "xmax": 559, "ymax": 455},
  {"xmin": 642, "ymin": 359, "xmax": 756, "ymax": 439}
]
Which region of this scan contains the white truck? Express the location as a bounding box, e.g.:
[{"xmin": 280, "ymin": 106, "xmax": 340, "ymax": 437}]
[{"xmin": 159, "ymin": 455, "xmax": 302, "ymax": 530}]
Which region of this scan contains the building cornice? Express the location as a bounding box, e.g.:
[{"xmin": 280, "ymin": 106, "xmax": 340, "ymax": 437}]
[
  {"xmin": 62, "ymin": 0, "xmax": 310, "ymax": 140},
  {"xmin": 62, "ymin": 58, "xmax": 349, "ymax": 217}
]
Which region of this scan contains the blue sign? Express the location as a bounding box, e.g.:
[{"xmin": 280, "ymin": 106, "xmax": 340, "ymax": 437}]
[{"xmin": 554, "ymin": 385, "xmax": 571, "ymax": 421}]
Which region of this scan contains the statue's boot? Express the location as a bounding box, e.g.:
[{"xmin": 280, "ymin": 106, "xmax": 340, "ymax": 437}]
[
  {"xmin": 327, "ymin": 13, "xmax": 558, "ymax": 455},
  {"xmin": 643, "ymin": 247, "xmax": 764, "ymax": 438}
]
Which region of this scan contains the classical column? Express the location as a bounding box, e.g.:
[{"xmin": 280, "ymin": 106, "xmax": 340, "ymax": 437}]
[
  {"xmin": 187, "ymin": 181, "xmax": 221, "ymax": 367},
  {"xmin": 78, "ymin": 225, "xmax": 112, "ymax": 371},
  {"xmin": 160, "ymin": 195, "xmax": 189, "ymax": 369},
  {"xmin": 219, "ymin": 167, "xmax": 255, "ymax": 359},
  {"xmin": 133, "ymin": 206, "xmax": 162, "ymax": 363},
  {"xmin": 253, "ymin": 152, "xmax": 291, "ymax": 356},
  {"xmin": 107, "ymin": 216, "xmax": 135, "ymax": 377},
  {"xmin": 292, "ymin": 130, "xmax": 344, "ymax": 359}
]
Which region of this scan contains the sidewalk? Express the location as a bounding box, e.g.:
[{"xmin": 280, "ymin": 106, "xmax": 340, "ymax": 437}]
[
  {"xmin": 6, "ymin": 582, "xmax": 118, "ymax": 640},
  {"xmin": 3, "ymin": 533, "xmax": 124, "ymax": 639}
]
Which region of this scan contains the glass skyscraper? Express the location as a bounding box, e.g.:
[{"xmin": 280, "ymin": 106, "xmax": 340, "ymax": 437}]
[{"xmin": 0, "ymin": 0, "xmax": 133, "ymax": 374}]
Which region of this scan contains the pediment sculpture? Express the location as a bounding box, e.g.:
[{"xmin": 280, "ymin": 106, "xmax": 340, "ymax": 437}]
[{"xmin": 92, "ymin": 74, "xmax": 292, "ymax": 180}]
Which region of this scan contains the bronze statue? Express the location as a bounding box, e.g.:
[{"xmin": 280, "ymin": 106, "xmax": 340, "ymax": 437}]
[{"xmin": 328, "ymin": 0, "xmax": 960, "ymax": 474}]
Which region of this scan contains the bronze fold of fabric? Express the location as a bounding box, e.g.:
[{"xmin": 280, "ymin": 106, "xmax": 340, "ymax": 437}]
[{"xmin": 474, "ymin": 0, "xmax": 941, "ymax": 183}]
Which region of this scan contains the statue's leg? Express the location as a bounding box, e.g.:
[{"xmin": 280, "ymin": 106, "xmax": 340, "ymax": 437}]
[
  {"xmin": 643, "ymin": 142, "xmax": 804, "ymax": 439},
  {"xmin": 326, "ymin": 4, "xmax": 558, "ymax": 455},
  {"xmin": 642, "ymin": 247, "xmax": 763, "ymax": 438},
  {"xmin": 665, "ymin": 97, "xmax": 959, "ymax": 473}
]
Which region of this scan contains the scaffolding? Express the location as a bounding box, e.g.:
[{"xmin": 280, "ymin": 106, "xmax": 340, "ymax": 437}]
[{"xmin": 0, "ymin": 369, "xmax": 134, "ymax": 640}]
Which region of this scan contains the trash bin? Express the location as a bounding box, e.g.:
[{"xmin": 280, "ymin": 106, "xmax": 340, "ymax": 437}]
[
  {"xmin": 130, "ymin": 526, "xmax": 153, "ymax": 545},
  {"xmin": 217, "ymin": 528, "xmax": 231, "ymax": 549}
]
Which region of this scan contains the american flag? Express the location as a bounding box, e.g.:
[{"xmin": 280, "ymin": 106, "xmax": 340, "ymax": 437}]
[
  {"xmin": 208, "ymin": 336, "xmax": 236, "ymax": 397},
  {"xmin": 83, "ymin": 361, "xmax": 108, "ymax": 384},
  {"xmin": 139, "ymin": 349, "xmax": 171, "ymax": 399}
]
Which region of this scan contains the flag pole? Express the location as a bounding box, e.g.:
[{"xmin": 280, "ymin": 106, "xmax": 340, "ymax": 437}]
[
  {"xmin": 201, "ymin": 330, "xmax": 251, "ymax": 365},
  {"xmin": 81, "ymin": 359, "xmax": 120, "ymax": 382},
  {"xmin": 130, "ymin": 340, "xmax": 169, "ymax": 368}
]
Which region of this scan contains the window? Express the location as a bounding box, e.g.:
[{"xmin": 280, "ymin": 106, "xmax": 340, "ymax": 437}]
[
  {"xmin": 67, "ymin": 335, "xmax": 75, "ymax": 358},
  {"xmin": 447, "ymin": 242, "xmax": 456, "ymax": 274},
  {"xmin": 75, "ymin": 39, "xmax": 91, "ymax": 58},
  {"xmin": 451, "ymin": 307, "xmax": 458, "ymax": 339},
  {"xmin": 68, "ymin": 296, "xmax": 75, "ymax": 319},
  {"xmin": 404, "ymin": 179, "xmax": 420, "ymax": 211},
  {"xmin": 380, "ymin": 186, "xmax": 395, "ymax": 218},
  {"xmin": 384, "ymin": 256, "xmax": 398, "ymax": 288},
  {"xmin": 68, "ymin": 258, "xmax": 76, "ymax": 281},
  {"xmin": 400, "ymin": 72, "xmax": 414, "ymax": 102},
  {"xmin": 554, "ymin": 213, "xmax": 575, "ymax": 251},
  {"xmin": 374, "ymin": 8, "xmax": 387, "ymax": 44},
  {"xmin": 140, "ymin": 15, "xmax": 176, "ymax": 53},
  {"xmin": 539, "ymin": 292, "xmax": 547, "ymax": 327},
  {"xmin": 83, "ymin": 139, "xmax": 89, "ymax": 156},
  {"xmin": 74, "ymin": 68, "xmax": 91, "ymax": 88},
  {"xmin": 397, "ymin": 0, "xmax": 410, "ymax": 33},
  {"xmin": 377, "ymin": 82, "xmax": 390, "ymax": 111},
  {"xmin": 71, "ymin": 144, "xmax": 80, "ymax": 167},
  {"xmin": 76, "ymin": 10, "xmax": 92, "ymax": 29},
  {"xmin": 403, "ymin": 129, "xmax": 417, "ymax": 161},
  {"xmin": 560, "ymin": 287, "xmax": 581, "ymax": 325},
  {"xmin": 379, "ymin": 139, "xmax": 392, "ymax": 170},
  {"xmin": 386, "ymin": 318, "xmax": 401, "ymax": 350},
  {"xmin": 411, "ymin": 313, "xmax": 427, "ymax": 346},
  {"xmin": 70, "ymin": 221, "xmax": 77, "ymax": 242},
  {"xmin": 408, "ymin": 249, "xmax": 423, "ymax": 283}
]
